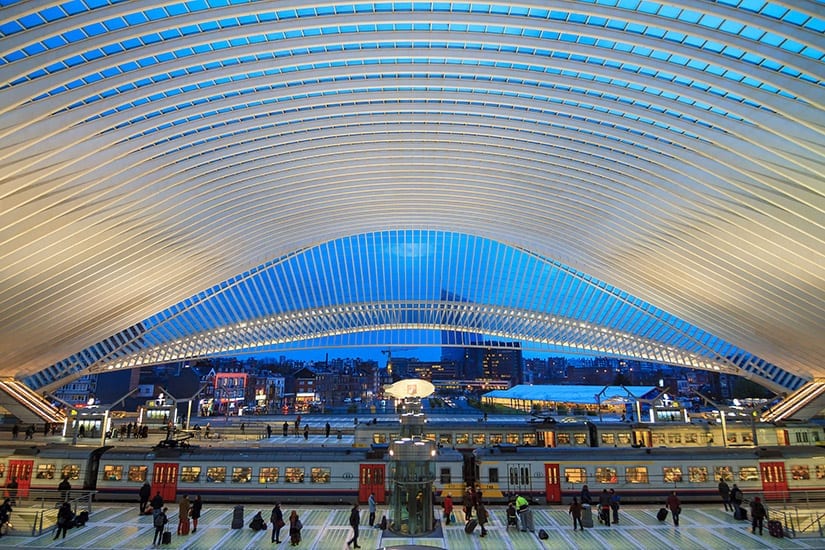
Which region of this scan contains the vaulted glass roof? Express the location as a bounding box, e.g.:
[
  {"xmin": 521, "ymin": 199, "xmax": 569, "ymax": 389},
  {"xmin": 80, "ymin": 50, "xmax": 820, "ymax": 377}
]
[{"xmin": 1, "ymin": 1, "xmax": 822, "ymax": 392}]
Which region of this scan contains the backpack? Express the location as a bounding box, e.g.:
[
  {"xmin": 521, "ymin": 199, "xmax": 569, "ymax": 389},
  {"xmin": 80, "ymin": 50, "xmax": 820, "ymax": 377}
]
[{"xmin": 154, "ymin": 513, "xmax": 165, "ymax": 528}]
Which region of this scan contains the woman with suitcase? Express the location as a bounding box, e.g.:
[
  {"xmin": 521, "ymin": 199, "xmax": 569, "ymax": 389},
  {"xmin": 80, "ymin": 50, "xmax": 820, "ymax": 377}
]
[{"xmin": 666, "ymin": 491, "xmax": 681, "ymax": 527}]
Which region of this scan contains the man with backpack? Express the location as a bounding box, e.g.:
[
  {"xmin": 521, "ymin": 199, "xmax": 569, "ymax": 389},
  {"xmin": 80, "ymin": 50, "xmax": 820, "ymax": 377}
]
[{"xmin": 152, "ymin": 507, "xmax": 168, "ymax": 546}]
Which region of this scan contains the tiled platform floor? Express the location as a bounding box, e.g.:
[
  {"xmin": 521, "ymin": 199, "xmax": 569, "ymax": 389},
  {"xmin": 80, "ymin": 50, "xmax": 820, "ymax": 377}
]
[{"xmin": 2, "ymin": 502, "xmax": 823, "ymax": 550}]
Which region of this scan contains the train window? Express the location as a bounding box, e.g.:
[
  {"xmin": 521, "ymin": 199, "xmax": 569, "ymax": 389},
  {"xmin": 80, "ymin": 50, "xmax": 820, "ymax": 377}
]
[
  {"xmin": 684, "ymin": 433, "xmax": 698, "ymax": 444},
  {"xmin": 688, "ymin": 467, "xmax": 708, "ymax": 482},
  {"xmin": 36, "ymin": 464, "xmax": 56, "ymax": 479},
  {"xmin": 626, "ymin": 467, "xmax": 648, "ymax": 484},
  {"xmin": 701, "ymin": 433, "xmax": 714, "ymax": 444},
  {"xmin": 489, "ymin": 468, "xmax": 499, "ymax": 483},
  {"xmin": 522, "ymin": 434, "xmax": 537, "ymax": 446},
  {"xmin": 259, "ymin": 467, "xmax": 279, "ymax": 484},
  {"xmin": 790, "ymin": 465, "xmax": 810, "ymax": 480},
  {"xmin": 232, "ymin": 467, "xmax": 252, "ymax": 483},
  {"xmin": 741, "ymin": 433, "xmax": 754, "ymax": 444},
  {"xmin": 439, "ymin": 468, "xmax": 451, "ymax": 484},
  {"xmin": 285, "ymin": 467, "xmax": 305, "ymax": 483},
  {"xmin": 103, "ymin": 465, "xmax": 122, "ymax": 481},
  {"xmin": 795, "ymin": 432, "xmax": 809, "ymax": 443},
  {"xmin": 617, "ymin": 433, "xmax": 631, "ymax": 445},
  {"xmin": 564, "ymin": 468, "xmax": 586, "ymax": 483},
  {"xmin": 815, "ymin": 465, "xmax": 825, "ymax": 479},
  {"xmin": 473, "ymin": 433, "xmax": 486, "ymax": 446},
  {"xmin": 206, "ymin": 467, "xmax": 226, "ymax": 483},
  {"xmin": 181, "ymin": 466, "xmax": 201, "ymax": 483},
  {"xmin": 652, "ymin": 433, "xmax": 666, "ymax": 445},
  {"xmin": 127, "ymin": 466, "xmax": 147, "ymax": 482},
  {"xmin": 595, "ymin": 467, "xmax": 617, "ymax": 483},
  {"xmin": 738, "ymin": 467, "xmax": 759, "ymax": 481},
  {"xmin": 439, "ymin": 434, "xmax": 453, "ymax": 446},
  {"xmin": 425, "ymin": 433, "xmax": 436, "ymax": 442},
  {"xmin": 715, "ymin": 466, "xmax": 733, "ymax": 482},
  {"xmin": 557, "ymin": 433, "xmax": 571, "ymax": 445},
  {"xmin": 489, "ymin": 434, "xmax": 503, "ymax": 445},
  {"xmin": 663, "ymin": 467, "xmax": 683, "ymax": 482},
  {"xmin": 373, "ymin": 433, "xmax": 387, "ymax": 444},
  {"xmin": 667, "ymin": 433, "xmax": 682, "ymax": 444},
  {"xmin": 506, "ymin": 433, "xmax": 520, "ymax": 445},
  {"xmin": 61, "ymin": 464, "xmax": 80, "ymax": 481},
  {"xmin": 311, "ymin": 468, "xmax": 331, "ymax": 483},
  {"xmin": 573, "ymin": 433, "xmax": 587, "ymax": 445},
  {"xmin": 726, "ymin": 434, "xmax": 738, "ymax": 444},
  {"xmin": 0, "ymin": 464, "xmax": 4, "ymax": 478},
  {"xmin": 455, "ymin": 433, "xmax": 469, "ymax": 445},
  {"xmin": 601, "ymin": 433, "xmax": 615, "ymax": 445}
]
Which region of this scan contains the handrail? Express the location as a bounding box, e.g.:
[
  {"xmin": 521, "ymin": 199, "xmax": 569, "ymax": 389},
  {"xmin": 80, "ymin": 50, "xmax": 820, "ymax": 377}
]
[{"xmin": 3, "ymin": 490, "xmax": 97, "ymax": 537}]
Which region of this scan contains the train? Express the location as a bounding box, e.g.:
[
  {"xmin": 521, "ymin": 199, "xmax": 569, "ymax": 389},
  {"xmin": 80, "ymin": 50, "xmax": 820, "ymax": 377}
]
[
  {"xmin": 353, "ymin": 417, "xmax": 825, "ymax": 450},
  {"xmin": 1, "ymin": 439, "xmax": 823, "ymax": 507}
]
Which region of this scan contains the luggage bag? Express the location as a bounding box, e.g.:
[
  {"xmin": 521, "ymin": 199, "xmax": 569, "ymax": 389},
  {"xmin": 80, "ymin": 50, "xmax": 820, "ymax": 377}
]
[
  {"xmin": 734, "ymin": 507, "xmax": 747, "ymax": 521},
  {"xmin": 162, "ymin": 530, "xmax": 172, "ymax": 544},
  {"xmin": 768, "ymin": 519, "xmax": 783, "ymax": 538},
  {"xmin": 464, "ymin": 519, "xmax": 477, "ymax": 534},
  {"xmin": 656, "ymin": 508, "xmax": 668, "ymax": 522}
]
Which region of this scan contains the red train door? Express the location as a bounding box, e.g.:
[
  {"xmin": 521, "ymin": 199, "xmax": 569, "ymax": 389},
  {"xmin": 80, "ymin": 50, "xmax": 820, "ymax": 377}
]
[
  {"xmin": 151, "ymin": 463, "xmax": 179, "ymax": 503},
  {"xmin": 7, "ymin": 460, "xmax": 33, "ymax": 497},
  {"xmin": 359, "ymin": 464, "xmax": 385, "ymax": 503},
  {"xmin": 760, "ymin": 462, "xmax": 788, "ymax": 500},
  {"xmin": 544, "ymin": 463, "xmax": 561, "ymax": 504}
]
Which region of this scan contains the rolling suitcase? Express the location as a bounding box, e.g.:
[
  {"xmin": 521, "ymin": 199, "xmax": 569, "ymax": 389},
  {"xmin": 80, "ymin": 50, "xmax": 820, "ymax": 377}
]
[
  {"xmin": 464, "ymin": 519, "xmax": 477, "ymax": 534},
  {"xmin": 768, "ymin": 520, "xmax": 783, "ymax": 538},
  {"xmin": 162, "ymin": 530, "xmax": 172, "ymax": 544},
  {"xmin": 734, "ymin": 507, "xmax": 747, "ymax": 521},
  {"xmin": 656, "ymin": 508, "xmax": 668, "ymax": 522}
]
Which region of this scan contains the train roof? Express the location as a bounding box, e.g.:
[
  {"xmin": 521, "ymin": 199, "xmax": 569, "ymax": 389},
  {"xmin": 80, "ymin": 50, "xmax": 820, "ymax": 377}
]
[{"xmin": 96, "ymin": 445, "xmax": 463, "ymax": 462}]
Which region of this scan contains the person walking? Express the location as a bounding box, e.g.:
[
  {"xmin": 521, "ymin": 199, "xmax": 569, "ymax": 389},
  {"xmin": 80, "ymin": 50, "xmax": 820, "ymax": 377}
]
[
  {"xmin": 598, "ymin": 489, "xmax": 611, "ymax": 526},
  {"xmin": 303, "ymin": 425, "xmax": 309, "ymax": 440},
  {"xmin": 666, "ymin": 491, "xmax": 681, "ymax": 527},
  {"xmin": 580, "ymin": 484, "xmax": 592, "ymax": 505},
  {"xmin": 270, "ymin": 502, "xmax": 284, "ymax": 543},
  {"xmin": 442, "ymin": 493, "xmax": 454, "ymax": 526},
  {"xmin": 25, "ymin": 424, "xmax": 35, "ymax": 440},
  {"xmin": 731, "ymin": 484, "xmax": 744, "ymax": 516},
  {"xmin": 151, "ymin": 491, "xmax": 164, "ymax": 514},
  {"xmin": 58, "ymin": 477, "xmax": 72, "ymax": 502},
  {"xmin": 609, "ymin": 488, "xmax": 621, "ymax": 524},
  {"xmin": 152, "ymin": 507, "xmax": 168, "ymax": 546},
  {"xmin": 283, "ymin": 422, "xmax": 288, "ymax": 437},
  {"xmin": 266, "ymin": 424, "xmax": 272, "ymax": 438},
  {"xmin": 368, "ymin": 492, "xmax": 377, "ymax": 527},
  {"xmin": 177, "ymin": 494, "xmax": 191, "ymax": 535},
  {"xmin": 54, "ymin": 501, "xmax": 73, "ymax": 539},
  {"xmin": 288, "ymin": 510, "xmax": 302, "ymax": 546},
  {"xmin": 325, "ymin": 422, "xmax": 331, "ymax": 438},
  {"xmin": 569, "ymin": 496, "xmax": 583, "ymax": 530},
  {"xmin": 718, "ymin": 479, "xmax": 732, "ymax": 511},
  {"xmin": 191, "ymin": 495, "xmax": 203, "ymax": 533},
  {"xmin": 0, "ymin": 498, "xmax": 13, "ymax": 539},
  {"xmin": 346, "ymin": 503, "xmax": 361, "ymax": 548},
  {"xmin": 139, "ymin": 481, "xmax": 151, "ymax": 514},
  {"xmin": 11, "ymin": 424, "xmax": 19, "ymax": 440},
  {"xmin": 476, "ymin": 501, "xmax": 489, "ymax": 537},
  {"xmin": 750, "ymin": 496, "xmax": 766, "ymax": 535}
]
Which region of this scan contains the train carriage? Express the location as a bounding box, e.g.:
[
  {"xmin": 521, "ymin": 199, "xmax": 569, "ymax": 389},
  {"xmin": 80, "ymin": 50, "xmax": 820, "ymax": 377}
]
[{"xmin": 471, "ymin": 445, "xmax": 825, "ymax": 505}]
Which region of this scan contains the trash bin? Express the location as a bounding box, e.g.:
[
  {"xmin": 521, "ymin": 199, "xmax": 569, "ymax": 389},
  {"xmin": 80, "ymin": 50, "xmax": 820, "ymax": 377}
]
[
  {"xmin": 231, "ymin": 504, "xmax": 244, "ymax": 529},
  {"xmin": 581, "ymin": 504, "xmax": 594, "ymax": 528}
]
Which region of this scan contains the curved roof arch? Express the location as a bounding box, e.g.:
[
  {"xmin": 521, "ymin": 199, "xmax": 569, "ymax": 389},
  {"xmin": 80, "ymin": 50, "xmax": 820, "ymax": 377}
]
[{"xmin": 0, "ymin": 1, "xmax": 823, "ymax": 388}]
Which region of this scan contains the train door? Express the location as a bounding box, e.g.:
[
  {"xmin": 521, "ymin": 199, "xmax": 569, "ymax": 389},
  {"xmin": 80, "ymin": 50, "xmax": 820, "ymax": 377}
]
[
  {"xmin": 151, "ymin": 463, "xmax": 179, "ymax": 503},
  {"xmin": 539, "ymin": 431, "xmax": 555, "ymax": 448},
  {"xmin": 506, "ymin": 463, "xmax": 532, "ymax": 498},
  {"xmin": 779, "ymin": 430, "xmax": 790, "ymax": 446},
  {"xmin": 7, "ymin": 460, "xmax": 33, "ymax": 497},
  {"xmin": 359, "ymin": 464, "xmax": 385, "ymax": 503},
  {"xmin": 544, "ymin": 463, "xmax": 561, "ymax": 503},
  {"xmin": 759, "ymin": 462, "xmax": 788, "ymax": 500}
]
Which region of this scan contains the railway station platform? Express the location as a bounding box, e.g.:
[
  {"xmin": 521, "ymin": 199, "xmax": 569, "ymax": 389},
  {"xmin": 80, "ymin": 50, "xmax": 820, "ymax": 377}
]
[{"xmin": 2, "ymin": 502, "xmax": 822, "ymax": 550}]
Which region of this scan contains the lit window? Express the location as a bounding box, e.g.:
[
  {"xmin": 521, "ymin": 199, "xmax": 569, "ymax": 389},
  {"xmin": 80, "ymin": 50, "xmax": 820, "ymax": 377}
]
[
  {"xmin": 285, "ymin": 467, "xmax": 304, "ymax": 483},
  {"xmin": 311, "ymin": 468, "xmax": 330, "ymax": 483},
  {"xmin": 61, "ymin": 464, "xmax": 81, "ymax": 480},
  {"xmin": 259, "ymin": 467, "xmax": 279, "ymax": 484},
  {"xmin": 455, "ymin": 433, "xmax": 469, "ymax": 445},
  {"xmin": 595, "ymin": 467, "xmax": 617, "ymax": 483},
  {"xmin": 663, "ymin": 467, "xmax": 683, "ymax": 482},
  {"xmin": 715, "ymin": 466, "xmax": 733, "ymax": 482},
  {"xmin": 557, "ymin": 433, "xmax": 571, "ymax": 445},
  {"xmin": 601, "ymin": 433, "xmax": 615, "ymax": 445},
  {"xmin": 473, "ymin": 433, "xmax": 486, "ymax": 445},
  {"xmin": 815, "ymin": 465, "xmax": 825, "ymax": 480},
  {"xmin": 522, "ymin": 434, "xmax": 537, "ymax": 446},
  {"xmin": 207, "ymin": 467, "xmax": 226, "ymax": 483},
  {"xmin": 689, "ymin": 467, "xmax": 708, "ymax": 482},
  {"xmin": 232, "ymin": 467, "xmax": 252, "ymax": 483},
  {"xmin": 0, "ymin": 464, "xmax": 5, "ymax": 478},
  {"xmin": 565, "ymin": 468, "xmax": 586, "ymax": 484},
  {"xmin": 181, "ymin": 467, "xmax": 201, "ymax": 482},
  {"xmin": 373, "ymin": 433, "xmax": 387, "ymax": 444},
  {"xmin": 626, "ymin": 467, "xmax": 648, "ymax": 483},
  {"xmin": 127, "ymin": 466, "xmax": 147, "ymax": 482},
  {"xmin": 739, "ymin": 467, "xmax": 759, "ymax": 481},
  {"xmin": 37, "ymin": 464, "xmax": 56, "ymax": 479},
  {"xmin": 667, "ymin": 433, "xmax": 682, "ymax": 444},
  {"xmin": 573, "ymin": 433, "xmax": 587, "ymax": 445},
  {"xmin": 506, "ymin": 433, "xmax": 519, "ymax": 444},
  {"xmin": 617, "ymin": 433, "xmax": 631, "ymax": 445},
  {"xmin": 103, "ymin": 465, "xmax": 122, "ymax": 481},
  {"xmin": 439, "ymin": 434, "xmax": 453, "ymax": 445},
  {"xmin": 790, "ymin": 465, "xmax": 810, "ymax": 480}
]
